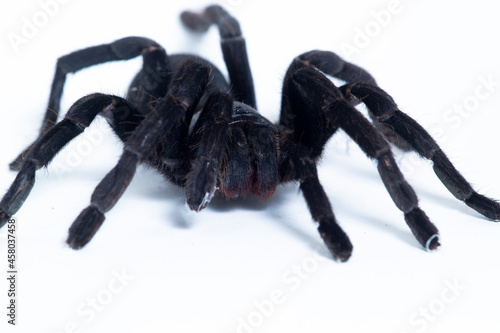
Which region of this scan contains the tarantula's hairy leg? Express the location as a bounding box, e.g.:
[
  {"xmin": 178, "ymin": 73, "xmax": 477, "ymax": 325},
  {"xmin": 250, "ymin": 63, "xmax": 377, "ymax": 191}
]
[
  {"xmin": 66, "ymin": 60, "xmax": 210, "ymax": 249},
  {"xmin": 284, "ymin": 67, "xmax": 440, "ymax": 251},
  {"xmin": 10, "ymin": 37, "xmax": 170, "ymax": 170},
  {"xmin": 280, "ymin": 67, "xmax": 337, "ymax": 158},
  {"xmin": 341, "ymin": 83, "xmax": 500, "ymax": 221},
  {"xmin": 293, "ymin": 50, "xmax": 377, "ymax": 85},
  {"xmin": 282, "ymin": 144, "xmax": 353, "ymax": 262},
  {"xmin": 181, "ymin": 5, "xmax": 256, "ymax": 108},
  {"xmin": 185, "ymin": 92, "xmax": 232, "ymax": 212},
  {"xmin": 280, "ymin": 50, "xmax": 380, "ymax": 155},
  {"xmin": 0, "ymin": 94, "xmax": 134, "ymax": 228},
  {"xmin": 295, "ymin": 50, "xmax": 500, "ymax": 220}
]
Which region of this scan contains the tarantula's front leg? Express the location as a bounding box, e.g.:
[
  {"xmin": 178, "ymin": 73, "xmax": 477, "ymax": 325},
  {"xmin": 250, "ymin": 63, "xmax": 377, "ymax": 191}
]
[
  {"xmin": 0, "ymin": 94, "xmax": 136, "ymax": 227},
  {"xmin": 67, "ymin": 60, "xmax": 209, "ymax": 249},
  {"xmin": 341, "ymin": 83, "xmax": 500, "ymax": 221},
  {"xmin": 181, "ymin": 5, "xmax": 256, "ymax": 108}
]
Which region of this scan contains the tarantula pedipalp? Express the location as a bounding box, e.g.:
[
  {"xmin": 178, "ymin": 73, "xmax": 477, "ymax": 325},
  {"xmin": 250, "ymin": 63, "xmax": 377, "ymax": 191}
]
[{"xmin": 0, "ymin": 5, "xmax": 498, "ymax": 262}]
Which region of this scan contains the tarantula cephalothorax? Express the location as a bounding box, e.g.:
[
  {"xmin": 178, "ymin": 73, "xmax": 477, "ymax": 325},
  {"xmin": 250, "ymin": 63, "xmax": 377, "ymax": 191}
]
[{"xmin": 0, "ymin": 5, "xmax": 498, "ymax": 261}]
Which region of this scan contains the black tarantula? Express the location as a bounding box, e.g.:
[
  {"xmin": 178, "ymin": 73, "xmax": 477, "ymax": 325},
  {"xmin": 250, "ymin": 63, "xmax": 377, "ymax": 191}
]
[{"xmin": 0, "ymin": 5, "xmax": 498, "ymax": 261}]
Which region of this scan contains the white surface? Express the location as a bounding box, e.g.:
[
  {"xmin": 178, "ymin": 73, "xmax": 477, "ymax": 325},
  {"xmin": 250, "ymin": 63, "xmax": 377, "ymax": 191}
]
[{"xmin": 1, "ymin": 0, "xmax": 500, "ymax": 332}]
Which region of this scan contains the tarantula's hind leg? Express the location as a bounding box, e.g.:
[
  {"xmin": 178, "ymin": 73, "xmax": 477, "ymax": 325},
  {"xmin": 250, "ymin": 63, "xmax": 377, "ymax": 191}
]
[
  {"xmin": 341, "ymin": 83, "xmax": 500, "ymax": 221},
  {"xmin": 181, "ymin": 5, "xmax": 256, "ymax": 108}
]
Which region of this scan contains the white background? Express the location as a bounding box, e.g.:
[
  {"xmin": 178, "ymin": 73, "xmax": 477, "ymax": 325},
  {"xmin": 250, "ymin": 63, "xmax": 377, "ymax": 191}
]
[{"xmin": 1, "ymin": 0, "xmax": 500, "ymax": 332}]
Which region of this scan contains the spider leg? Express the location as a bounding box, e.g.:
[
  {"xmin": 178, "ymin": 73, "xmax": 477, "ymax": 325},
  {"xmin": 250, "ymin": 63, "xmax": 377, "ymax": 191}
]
[
  {"xmin": 185, "ymin": 92, "xmax": 232, "ymax": 212},
  {"xmin": 10, "ymin": 36, "xmax": 170, "ymax": 170},
  {"xmin": 290, "ymin": 50, "xmax": 377, "ymax": 85},
  {"xmin": 290, "ymin": 50, "xmax": 500, "ymax": 220},
  {"xmin": 66, "ymin": 60, "xmax": 209, "ymax": 249},
  {"xmin": 181, "ymin": 5, "xmax": 256, "ymax": 108},
  {"xmin": 280, "ymin": 52, "xmax": 364, "ymax": 153},
  {"xmin": 340, "ymin": 83, "xmax": 500, "ymax": 221},
  {"xmin": 281, "ymin": 143, "xmax": 353, "ymax": 261},
  {"xmin": 0, "ymin": 93, "xmax": 135, "ymax": 227},
  {"xmin": 280, "ymin": 63, "xmax": 354, "ymax": 260},
  {"xmin": 281, "ymin": 67, "xmax": 440, "ymax": 253}
]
